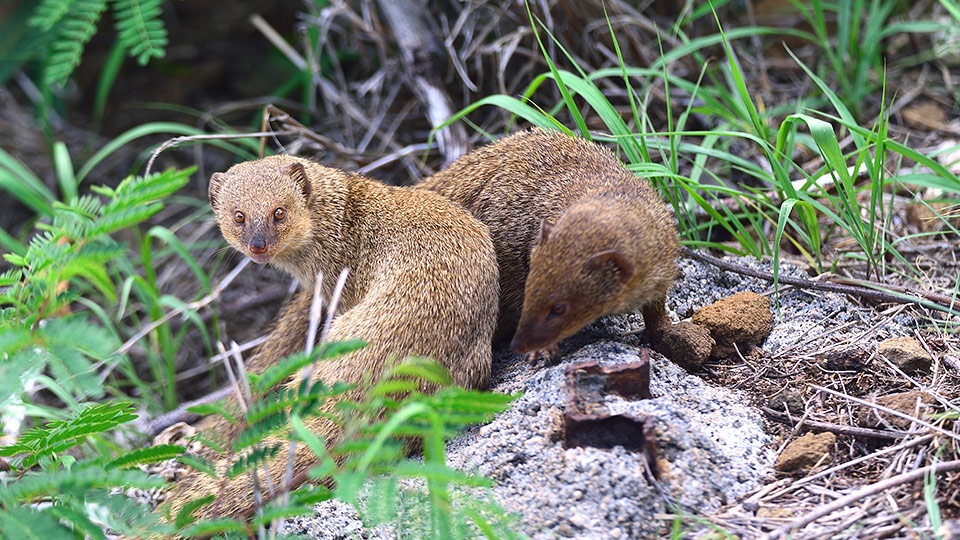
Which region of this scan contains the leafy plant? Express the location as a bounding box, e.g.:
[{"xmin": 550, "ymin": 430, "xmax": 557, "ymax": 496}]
[
  {"xmin": 445, "ymin": 5, "xmax": 960, "ymax": 281},
  {"xmin": 789, "ymin": 0, "xmax": 947, "ymax": 119},
  {"xmin": 173, "ymin": 348, "xmax": 520, "ymax": 539},
  {"xmin": 0, "ymin": 401, "xmax": 182, "ymax": 538},
  {"xmin": 27, "ymin": 0, "xmax": 168, "ymax": 88},
  {"xmin": 0, "ymin": 166, "xmax": 192, "ymax": 424}
]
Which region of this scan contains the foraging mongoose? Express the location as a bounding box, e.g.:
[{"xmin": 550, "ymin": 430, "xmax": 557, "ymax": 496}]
[
  {"xmin": 420, "ymin": 128, "xmax": 678, "ymax": 355},
  {"xmin": 164, "ymin": 155, "xmax": 499, "ymax": 521}
]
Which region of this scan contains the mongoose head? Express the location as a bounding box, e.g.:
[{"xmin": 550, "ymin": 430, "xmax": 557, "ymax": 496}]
[
  {"xmin": 209, "ymin": 156, "xmax": 315, "ymax": 265},
  {"xmin": 510, "ymin": 212, "xmax": 634, "ymax": 354}
]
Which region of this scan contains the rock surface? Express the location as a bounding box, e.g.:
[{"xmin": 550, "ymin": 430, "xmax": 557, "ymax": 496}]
[
  {"xmin": 775, "ymin": 432, "xmax": 836, "ymax": 472},
  {"xmin": 653, "ymin": 320, "xmax": 714, "ymax": 371},
  {"xmin": 878, "ymin": 336, "xmax": 933, "ymax": 374},
  {"xmin": 857, "ymin": 390, "xmax": 937, "ymax": 430},
  {"xmin": 691, "ymin": 290, "xmax": 774, "ymax": 359}
]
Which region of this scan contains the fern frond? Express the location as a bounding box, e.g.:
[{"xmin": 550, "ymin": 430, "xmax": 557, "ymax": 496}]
[
  {"xmin": 233, "ymin": 411, "xmax": 288, "ymax": 451},
  {"xmin": 178, "ymin": 453, "xmax": 217, "ymax": 478},
  {"xmin": 254, "ymin": 352, "xmax": 316, "ymax": 394},
  {"xmin": 108, "ymin": 444, "xmax": 184, "ymax": 469},
  {"xmin": 254, "ymin": 339, "xmax": 368, "ymax": 393},
  {"xmin": 173, "ymin": 494, "xmax": 215, "ymax": 528},
  {"xmin": 0, "ymin": 400, "xmax": 136, "ymax": 469},
  {"xmin": 93, "ymin": 169, "xmax": 192, "ymax": 235},
  {"xmin": 108, "ymin": 168, "xmax": 193, "ymax": 207},
  {"xmin": 226, "ymin": 443, "xmax": 281, "ymax": 479},
  {"xmin": 27, "ymin": 0, "xmax": 76, "ymax": 32},
  {"xmin": 245, "ymin": 379, "xmax": 349, "ymax": 431},
  {"xmin": 43, "ymin": 0, "xmax": 108, "ymax": 87},
  {"xmin": 0, "ymin": 506, "xmax": 66, "ymax": 538},
  {"xmin": 91, "ymin": 203, "xmax": 163, "ymax": 236},
  {"xmin": 244, "ymin": 387, "xmax": 301, "ymax": 425},
  {"xmin": 381, "ymin": 356, "xmax": 454, "ymax": 386},
  {"xmin": 45, "ymin": 503, "xmax": 107, "ymax": 540},
  {"xmin": 112, "ymin": 0, "xmax": 168, "ymax": 65},
  {"xmin": 0, "ymin": 464, "xmax": 160, "ymax": 505},
  {"xmin": 185, "ymin": 401, "xmax": 237, "ymax": 424}
]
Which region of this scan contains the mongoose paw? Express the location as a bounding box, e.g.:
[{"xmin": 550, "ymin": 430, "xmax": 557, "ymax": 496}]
[{"xmin": 525, "ymin": 345, "xmax": 560, "ymax": 365}]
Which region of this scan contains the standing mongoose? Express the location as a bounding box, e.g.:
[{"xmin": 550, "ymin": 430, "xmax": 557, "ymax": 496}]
[
  {"xmin": 164, "ymin": 155, "xmax": 499, "ymax": 521},
  {"xmin": 420, "ymin": 128, "xmax": 678, "ymax": 355}
]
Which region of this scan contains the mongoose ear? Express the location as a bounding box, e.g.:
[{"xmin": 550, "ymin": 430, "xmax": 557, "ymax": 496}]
[
  {"xmin": 287, "ymin": 162, "xmax": 312, "ymax": 202},
  {"xmin": 209, "ymin": 172, "xmax": 226, "ymax": 210},
  {"xmin": 585, "ymin": 249, "xmax": 634, "ymax": 285},
  {"xmin": 536, "ymin": 219, "xmax": 555, "ymax": 245}
]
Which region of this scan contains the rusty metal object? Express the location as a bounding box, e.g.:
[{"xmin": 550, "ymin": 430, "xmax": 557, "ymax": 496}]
[{"xmin": 563, "ymin": 349, "xmax": 658, "ymax": 476}]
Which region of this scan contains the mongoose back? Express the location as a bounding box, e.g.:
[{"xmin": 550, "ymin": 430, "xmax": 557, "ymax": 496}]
[
  {"xmin": 420, "ymin": 128, "xmax": 677, "ymax": 354},
  {"xmin": 165, "ymin": 155, "xmax": 499, "ymax": 521}
]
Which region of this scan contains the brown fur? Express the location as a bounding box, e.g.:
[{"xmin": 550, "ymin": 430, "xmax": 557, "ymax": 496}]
[
  {"xmin": 420, "ymin": 128, "xmax": 678, "ymax": 353},
  {"xmin": 165, "ymin": 155, "xmax": 499, "ymax": 522}
]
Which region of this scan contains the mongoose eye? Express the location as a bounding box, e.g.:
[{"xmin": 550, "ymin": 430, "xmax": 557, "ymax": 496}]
[
  {"xmin": 274, "ymin": 207, "xmax": 285, "ymax": 221},
  {"xmin": 234, "ymin": 211, "xmax": 244, "ymax": 224},
  {"xmin": 547, "ymin": 303, "xmax": 568, "ymax": 319}
]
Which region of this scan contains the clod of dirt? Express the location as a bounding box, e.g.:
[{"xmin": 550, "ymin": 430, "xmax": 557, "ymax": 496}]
[
  {"xmin": 767, "ymin": 390, "xmax": 805, "ymax": 415},
  {"xmin": 774, "ymin": 432, "xmax": 836, "ymax": 472},
  {"xmin": 821, "ymin": 346, "xmax": 871, "ymax": 371},
  {"xmin": 857, "ymin": 390, "xmax": 937, "ymax": 430},
  {"xmin": 690, "ymin": 291, "xmax": 773, "ymax": 359},
  {"xmin": 878, "ymin": 336, "xmax": 932, "ymax": 374},
  {"xmin": 654, "ymin": 321, "xmax": 714, "ymax": 371}
]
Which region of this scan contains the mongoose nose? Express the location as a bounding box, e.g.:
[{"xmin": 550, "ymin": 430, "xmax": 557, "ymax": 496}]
[
  {"xmin": 509, "ymin": 334, "xmax": 529, "ymax": 354},
  {"xmin": 249, "ymin": 237, "xmax": 268, "ymax": 254}
]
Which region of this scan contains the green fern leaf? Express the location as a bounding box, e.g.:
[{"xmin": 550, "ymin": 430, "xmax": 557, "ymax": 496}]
[
  {"xmin": 92, "ymin": 169, "xmax": 192, "ymax": 235},
  {"xmin": 45, "ymin": 503, "xmax": 108, "ymax": 540},
  {"xmin": 186, "ymin": 401, "xmax": 237, "ymax": 424},
  {"xmin": 43, "ymin": 0, "xmax": 108, "ymax": 87},
  {"xmin": 0, "ymin": 464, "xmax": 160, "ymax": 505},
  {"xmin": 254, "ymin": 339, "xmax": 368, "ymax": 393},
  {"xmin": 173, "ymin": 494, "xmax": 215, "ymax": 528},
  {"xmin": 109, "ymin": 168, "xmax": 193, "ymax": 206},
  {"xmin": 254, "ymin": 351, "xmax": 316, "ymax": 394},
  {"xmin": 91, "ymin": 203, "xmax": 163, "ymax": 236},
  {"xmin": 178, "ymin": 453, "xmax": 217, "ymax": 477},
  {"xmin": 108, "ymin": 444, "xmax": 184, "ymax": 469},
  {"xmin": 0, "ymin": 400, "xmax": 136, "ymax": 468},
  {"xmin": 226, "ymin": 443, "xmax": 281, "ymax": 479},
  {"xmin": 112, "ymin": 0, "xmax": 168, "ymax": 65},
  {"xmin": 27, "ymin": 0, "xmax": 76, "ymax": 32},
  {"xmin": 233, "ymin": 411, "xmax": 288, "ymax": 451},
  {"xmin": 244, "ymin": 387, "xmax": 299, "ymax": 426},
  {"xmin": 0, "ymin": 506, "xmax": 66, "ymax": 539}
]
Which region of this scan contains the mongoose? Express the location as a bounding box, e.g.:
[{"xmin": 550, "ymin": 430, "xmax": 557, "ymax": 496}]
[
  {"xmin": 420, "ymin": 128, "xmax": 678, "ymax": 355},
  {"xmin": 164, "ymin": 155, "xmax": 499, "ymax": 521}
]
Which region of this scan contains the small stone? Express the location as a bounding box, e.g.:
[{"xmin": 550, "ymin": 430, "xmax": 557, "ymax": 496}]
[
  {"xmin": 609, "ymin": 527, "xmax": 623, "ymax": 538},
  {"xmin": 653, "ymin": 321, "xmax": 714, "ymax": 371},
  {"xmin": 556, "ymin": 523, "xmax": 575, "ymax": 537},
  {"xmin": 879, "ymin": 337, "xmax": 932, "ymax": 374},
  {"xmin": 821, "ymin": 346, "xmax": 871, "ymax": 371},
  {"xmin": 767, "ymin": 390, "xmax": 804, "ymax": 415},
  {"xmin": 775, "ymin": 432, "xmax": 835, "ymax": 472},
  {"xmin": 756, "ymin": 506, "xmax": 795, "ymax": 519},
  {"xmin": 858, "ymin": 390, "xmax": 936, "ymax": 430},
  {"xmin": 569, "ymin": 513, "xmax": 587, "ymax": 528},
  {"xmin": 691, "ymin": 291, "xmax": 773, "ymax": 359},
  {"xmin": 572, "ymin": 489, "xmax": 583, "ymax": 500}
]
